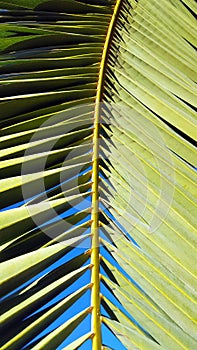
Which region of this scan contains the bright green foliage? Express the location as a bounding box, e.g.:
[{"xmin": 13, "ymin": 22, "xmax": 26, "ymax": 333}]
[{"xmin": 0, "ymin": 0, "xmax": 196, "ymax": 349}]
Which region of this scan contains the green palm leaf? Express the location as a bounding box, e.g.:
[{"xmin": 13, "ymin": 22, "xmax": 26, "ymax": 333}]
[{"xmin": 0, "ymin": 0, "xmax": 196, "ymax": 349}]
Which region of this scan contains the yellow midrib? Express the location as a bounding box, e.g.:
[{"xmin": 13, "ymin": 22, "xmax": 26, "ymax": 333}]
[{"xmin": 90, "ymin": 0, "xmax": 123, "ymax": 349}]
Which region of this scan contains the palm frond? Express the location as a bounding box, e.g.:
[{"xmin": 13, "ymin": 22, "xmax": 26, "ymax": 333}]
[{"xmin": 0, "ymin": 0, "xmax": 196, "ymax": 349}]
